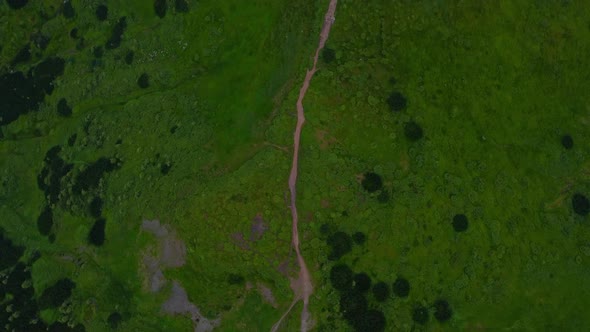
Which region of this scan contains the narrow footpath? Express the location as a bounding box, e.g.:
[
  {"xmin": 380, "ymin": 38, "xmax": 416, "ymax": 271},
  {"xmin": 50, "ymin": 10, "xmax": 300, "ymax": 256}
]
[{"xmin": 271, "ymin": 1, "xmax": 338, "ymax": 331}]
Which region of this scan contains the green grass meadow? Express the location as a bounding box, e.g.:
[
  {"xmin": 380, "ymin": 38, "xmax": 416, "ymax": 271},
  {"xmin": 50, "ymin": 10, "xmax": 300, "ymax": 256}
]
[{"xmin": 1, "ymin": 0, "xmax": 590, "ymax": 331}]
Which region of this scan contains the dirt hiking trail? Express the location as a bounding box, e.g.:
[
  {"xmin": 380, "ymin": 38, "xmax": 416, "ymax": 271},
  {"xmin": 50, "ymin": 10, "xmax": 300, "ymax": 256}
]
[{"xmin": 271, "ymin": 1, "xmax": 338, "ymax": 331}]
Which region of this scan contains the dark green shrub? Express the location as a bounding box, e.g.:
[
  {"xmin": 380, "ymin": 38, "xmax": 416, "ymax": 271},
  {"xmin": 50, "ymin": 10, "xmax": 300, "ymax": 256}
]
[
  {"xmin": 88, "ymin": 218, "xmax": 106, "ymax": 246},
  {"xmin": 138, "ymin": 73, "xmax": 150, "ymax": 89},
  {"xmin": 352, "ymin": 232, "xmax": 366, "ymax": 245},
  {"xmin": 105, "ymin": 17, "xmax": 127, "ymax": 49},
  {"xmin": 39, "ymin": 278, "xmax": 76, "ymax": 309},
  {"xmin": 353, "ymin": 273, "xmax": 371, "ymax": 293},
  {"xmin": 228, "ymin": 273, "xmax": 245, "ymax": 285},
  {"xmin": 354, "ymin": 309, "xmax": 386, "ymax": 332},
  {"xmin": 0, "ymin": 231, "xmax": 24, "ymax": 270},
  {"xmin": 124, "ymin": 50, "xmax": 134, "ymax": 65},
  {"xmin": 387, "ymin": 92, "xmax": 406, "ymax": 112},
  {"xmin": 7, "ymin": 0, "xmax": 28, "ymax": 10},
  {"xmin": 412, "ymin": 305, "xmax": 428, "ymax": 324},
  {"xmin": 175, "ymin": 0, "xmax": 189, "ymax": 12},
  {"xmin": 108, "ymin": 312, "xmax": 122, "ymax": 329},
  {"xmin": 74, "ymin": 157, "xmax": 119, "ymax": 193},
  {"xmin": 37, "ymin": 205, "xmax": 53, "ymax": 236},
  {"xmin": 404, "ymin": 121, "xmax": 423, "ymax": 141},
  {"xmin": 63, "ymin": 0, "xmax": 75, "ymax": 18},
  {"xmin": 322, "ymin": 48, "xmax": 336, "ymax": 63},
  {"xmin": 340, "ymin": 290, "xmax": 367, "ymax": 320},
  {"xmin": 377, "ymin": 190, "xmax": 390, "ymax": 203},
  {"xmin": 572, "ymin": 193, "xmax": 589, "ymax": 216},
  {"xmin": 327, "ymin": 231, "xmax": 352, "ymax": 260},
  {"xmin": 330, "ymin": 264, "xmax": 353, "ymax": 291},
  {"xmin": 372, "ymin": 282, "xmax": 390, "ymax": 302},
  {"xmin": 392, "ymin": 277, "xmax": 410, "ymax": 297},
  {"xmin": 361, "ymin": 172, "xmax": 382, "ymax": 193},
  {"xmin": 452, "ymin": 214, "xmax": 468, "ymax": 232},
  {"xmin": 89, "ymin": 197, "xmax": 103, "ymax": 218},
  {"xmin": 154, "ymin": 0, "xmax": 167, "ymax": 18},
  {"xmin": 96, "ymin": 5, "xmax": 108, "ymax": 21},
  {"xmin": 433, "ymin": 299, "xmax": 452, "ymax": 322},
  {"xmin": 561, "ymin": 134, "xmax": 573, "ymax": 149}
]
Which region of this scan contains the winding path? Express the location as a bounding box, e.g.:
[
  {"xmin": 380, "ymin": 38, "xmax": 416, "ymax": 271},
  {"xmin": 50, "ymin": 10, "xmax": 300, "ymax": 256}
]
[{"xmin": 271, "ymin": 1, "xmax": 338, "ymax": 331}]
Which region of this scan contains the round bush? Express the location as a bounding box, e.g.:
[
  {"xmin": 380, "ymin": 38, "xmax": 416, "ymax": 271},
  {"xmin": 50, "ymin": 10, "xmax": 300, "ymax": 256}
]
[
  {"xmin": 353, "ymin": 273, "xmax": 371, "ymax": 293},
  {"xmin": 362, "ymin": 172, "xmax": 383, "ymax": 193},
  {"xmin": 124, "ymin": 51, "xmax": 134, "ymax": 65},
  {"xmin": 227, "ymin": 273, "xmax": 245, "ymax": 285},
  {"xmin": 327, "ymin": 231, "xmax": 352, "ymax": 260},
  {"xmin": 572, "ymin": 193, "xmax": 589, "ymax": 216},
  {"xmin": 412, "ymin": 305, "xmax": 428, "ymax": 324},
  {"xmin": 404, "ymin": 121, "xmax": 423, "ymax": 141},
  {"xmin": 57, "ymin": 98, "xmax": 72, "ymax": 117},
  {"xmin": 340, "ymin": 290, "xmax": 367, "ymax": 319},
  {"xmin": 175, "ymin": 0, "xmax": 189, "ymax": 12},
  {"xmin": 7, "ymin": 0, "xmax": 28, "ymax": 9},
  {"xmin": 355, "ymin": 309, "xmax": 386, "ymax": 332},
  {"xmin": 63, "ymin": 0, "xmax": 75, "ymax": 18},
  {"xmin": 452, "ymin": 214, "xmax": 468, "ymax": 232},
  {"xmin": 561, "ymin": 134, "xmax": 573, "ymax": 149},
  {"xmin": 322, "ymin": 48, "xmax": 336, "ymax": 63},
  {"xmin": 433, "ymin": 299, "xmax": 452, "ymax": 322},
  {"xmin": 387, "ymin": 91, "xmax": 407, "ymax": 112},
  {"xmin": 372, "ymin": 282, "xmax": 390, "ymax": 302},
  {"xmin": 138, "ymin": 73, "xmax": 150, "ymax": 89},
  {"xmin": 352, "ymin": 232, "xmax": 366, "ymax": 245},
  {"xmin": 93, "ymin": 46, "xmax": 104, "ymax": 58},
  {"xmin": 154, "ymin": 0, "xmax": 167, "ymax": 18},
  {"xmin": 107, "ymin": 312, "xmax": 122, "ymax": 329},
  {"xmin": 377, "ymin": 190, "xmax": 390, "ymax": 203},
  {"xmin": 95, "ymin": 5, "xmax": 108, "ymax": 21},
  {"xmin": 392, "ymin": 277, "xmax": 410, "ymax": 297},
  {"xmin": 330, "ymin": 264, "xmax": 353, "ymax": 291}
]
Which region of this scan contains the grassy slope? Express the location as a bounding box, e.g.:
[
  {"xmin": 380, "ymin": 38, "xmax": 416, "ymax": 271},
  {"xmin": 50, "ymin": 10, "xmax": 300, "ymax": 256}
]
[
  {"xmin": 299, "ymin": 0, "xmax": 590, "ymax": 331},
  {"xmin": 0, "ymin": 0, "xmax": 326, "ymax": 330}
]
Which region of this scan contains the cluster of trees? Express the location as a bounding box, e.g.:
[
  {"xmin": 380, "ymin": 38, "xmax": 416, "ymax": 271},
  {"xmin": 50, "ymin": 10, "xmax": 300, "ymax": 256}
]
[
  {"xmin": 39, "ymin": 278, "xmax": 76, "ymax": 309},
  {"xmin": 154, "ymin": 0, "xmax": 190, "ymax": 18},
  {"xmin": 106, "ymin": 17, "xmax": 127, "ymax": 50},
  {"xmin": 329, "ymin": 264, "xmax": 386, "ymax": 331},
  {"xmin": 1, "ymin": 54, "xmax": 65, "ymax": 127},
  {"xmin": 411, "ymin": 299, "xmax": 453, "ymax": 325},
  {"xmin": 1, "ymin": 230, "xmax": 84, "ymax": 331},
  {"xmin": 38, "ymin": 145, "xmax": 73, "ymax": 205},
  {"xmin": 73, "ymin": 157, "xmax": 120, "ymax": 194},
  {"xmin": 385, "ymin": 91, "xmax": 425, "ymax": 142},
  {"xmin": 37, "ymin": 146, "xmax": 116, "ymax": 246},
  {"xmin": 326, "ymin": 229, "xmax": 367, "ymax": 260}
]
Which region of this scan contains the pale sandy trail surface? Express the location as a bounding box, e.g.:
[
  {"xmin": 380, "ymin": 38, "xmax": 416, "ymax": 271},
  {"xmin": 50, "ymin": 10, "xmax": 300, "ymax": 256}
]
[{"xmin": 271, "ymin": 1, "xmax": 338, "ymax": 331}]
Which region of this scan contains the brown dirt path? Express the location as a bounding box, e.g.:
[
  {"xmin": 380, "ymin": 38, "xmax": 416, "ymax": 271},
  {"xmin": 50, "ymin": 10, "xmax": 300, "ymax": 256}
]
[{"xmin": 271, "ymin": 1, "xmax": 338, "ymax": 331}]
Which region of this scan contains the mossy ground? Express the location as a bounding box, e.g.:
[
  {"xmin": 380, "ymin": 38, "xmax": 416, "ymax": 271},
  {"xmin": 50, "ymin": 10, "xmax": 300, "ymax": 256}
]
[{"xmin": 1, "ymin": 0, "xmax": 590, "ymax": 331}]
